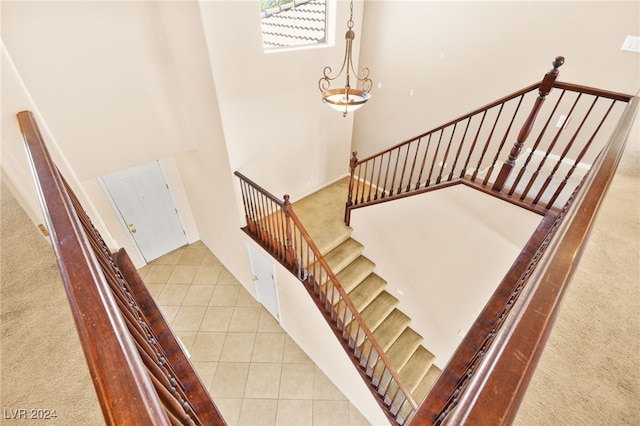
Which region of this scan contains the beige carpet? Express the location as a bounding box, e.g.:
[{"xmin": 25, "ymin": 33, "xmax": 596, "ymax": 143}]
[
  {"xmin": 515, "ymin": 129, "xmax": 640, "ymax": 424},
  {"xmin": 1, "ymin": 128, "xmax": 638, "ymax": 425},
  {"xmin": 0, "ymin": 183, "xmax": 103, "ymax": 424}
]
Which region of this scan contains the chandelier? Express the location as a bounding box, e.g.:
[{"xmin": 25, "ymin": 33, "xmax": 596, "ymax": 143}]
[{"xmin": 318, "ymin": 0, "xmax": 372, "ymax": 117}]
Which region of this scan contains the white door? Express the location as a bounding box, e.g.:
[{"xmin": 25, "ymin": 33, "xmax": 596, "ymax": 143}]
[
  {"xmin": 248, "ymin": 243, "xmax": 280, "ymax": 321},
  {"xmin": 100, "ymin": 161, "xmax": 187, "ymax": 262}
]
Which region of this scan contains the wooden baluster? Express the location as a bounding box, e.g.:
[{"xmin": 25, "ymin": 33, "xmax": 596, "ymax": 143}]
[
  {"xmin": 353, "ymin": 161, "xmax": 369, "ymax": 204},
  {"xmin": 345, "ymin": 152, "xmax": 358, "ymax": 224},
  {"xmin": 244, "ymin": 183, "xmax": 257, "ymax": 234},
  {"xmin": 282, "ymin": 195, "xmax": 297, "ymax": 269},
  {"xmin": 493, "ymin": 56, "xmax": 565, "ymax": 191},
  {"xmin": 416, "ymin": 134, "xmax": 433, "ymax": 188},
  {"xmin": 276, "ymin": 202, "xmax": 287, "ymax": 263},
  {"xmin": 257, "ymin": 193, "xmax": 270, "ymax": 247},
  {"xmin": 462, "ymin": 111, "xmax": 487, "ymax": 179},
  {"xmin": 449, "ymin": 118, "xmax": 471, "ymax": 181},
  {"xmin": 375, "ymin": 154, "xmax": 385, "ymax": 198},
  {"xmin": 397, "ymin": 144, "xmax": 411, "ymax": 194},
  {"xmin": 437, "ymin": 123, "xmax": 457, "ymax": 184},
  {"xmin": 427, "ymin": 130, "xmax": 444, "ymax": 186},
  {"xmin": 388, "ymin": 149, "xmax": 401, "ymax": 196},
  {"xmin": 483, "ymin": 94, "xmax": 526, "ymax": 186},
  {"xmin": 238, "ymin": 181, "xmax": 252, "ymax": 233},
  {"xmin": 367, "ymin": 157, "xmax": 376, "ymax": 202},
  {"xmin": 381, "ymin": 152, "xmax": 393, "ymax": 198},
  {"xmin": 278, "ymin": 202, "xmax": 289, "ymax": 263},
  {"xmin": 266, "ymin": 198, "xmax": 277, "ymax": 254},
  {"xmin": 407, "ymin": 138, "xmax": 422, "ymax": 192}
]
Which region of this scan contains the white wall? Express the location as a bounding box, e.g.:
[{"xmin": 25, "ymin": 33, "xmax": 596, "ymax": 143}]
[
  {"xmin": 354, "ymin": 1, "xmax": 640, "ymax": 159},
  {"xmin": 1, "ymin": 1, "xmax": 207, "ymax": 264},
  {"xmin": 1, "ymin": 42, "xmax": 115, "ymax": 250},
  {"xmin": 1, "ymin": 43, "xmax": 46, "ymax": 229},
  {"xmin": 1, "ymin": 2, "xmax": 197, "ymax": 180},
  {"xmin": 350, "ymin": 185, "xmax": 542, "ymax": 365},
  {"xmin": 199, "ymin": 0, "xmax": 358, "ymax": 200}
]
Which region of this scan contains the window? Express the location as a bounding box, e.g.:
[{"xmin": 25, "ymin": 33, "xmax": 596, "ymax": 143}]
[{"xmin": 260, "ymin": 0, "xmax": 327, "ymax": 50}]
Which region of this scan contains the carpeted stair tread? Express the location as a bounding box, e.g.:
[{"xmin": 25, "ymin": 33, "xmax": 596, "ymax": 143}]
[
  {"xmin": 348, "ymin": 291, "xmax": 398, "ymax": 345},
  {"xmin": 412, "ymin": 364, "xmax": 442, "ymax": 404},
  {"xmin": 334, "ymin": 272, "xmax": 387, "ymax": 322},
  {"xmin": 372, "ymin": 309, "xmax": 411, "ymax": 351},
  {"xmin": 359, "ymin": 291, "xmax": 399, "ymax": 332},
  {"xmin": 335, "ymin": 256, "xmax": 376, "ymax": 293},
  {"xmin": 373, "ymin": 327, "xmax": 423, "ymax": 381},
  {"xmin": 348, "ymin": 273, "xmax": 387, "ymax": 312},
  {"xmin": 315, "ymin": 238, "xmax": 363, "ymax": 274},
  {"xmin": 360, "ymin": 309, "xmax": 411, "ymax": 366},
  {"xmin": 385, "ymin": 328, "xmax": 424, "ymax": 372},
  {"xmin": 399, "ymin": 346, "xmax": 436, "ymax": 393}
]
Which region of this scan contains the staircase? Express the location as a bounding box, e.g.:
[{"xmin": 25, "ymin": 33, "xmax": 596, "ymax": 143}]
[
  {"xmin": 293, "ymin": 177, "xmax": 442, "ymax": 406},
  {"xmin": 235, "ymin": 61, "xmax": 637, "ymax": 423}
]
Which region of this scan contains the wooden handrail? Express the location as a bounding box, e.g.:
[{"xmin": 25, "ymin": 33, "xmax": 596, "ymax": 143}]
[
  {"xmin": 554, "ymin": 81, "xmax": 634, "ymax": 101},
  {"xmin": 18, "ymin": 110, "xmax": 225, "ymax": 426}
]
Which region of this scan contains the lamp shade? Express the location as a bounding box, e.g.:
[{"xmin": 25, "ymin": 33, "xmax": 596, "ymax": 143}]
[{"xmin": 322, "ymin": 88, "xmax": 371, "ymax": 116}]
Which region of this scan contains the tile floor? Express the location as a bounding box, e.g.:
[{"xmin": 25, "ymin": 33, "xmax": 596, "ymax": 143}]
[{"xmin": 138, "ymin": 241, "xmax": 371, "ymax": 426}]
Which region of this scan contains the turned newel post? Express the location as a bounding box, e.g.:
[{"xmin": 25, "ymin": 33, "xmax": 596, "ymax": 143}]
[
  {"xmin": 282, "ymin": 195, "xmax": 296, "ymax": 268},
  {"xmin": 345, "ymin": 151, "xmax": 358, "ymax": 224},
  {"xmin": 492, "ymin": 56, "xmax": 565, "ymax": 192}
]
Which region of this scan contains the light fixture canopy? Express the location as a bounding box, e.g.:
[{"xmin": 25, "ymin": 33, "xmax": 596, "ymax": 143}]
[{"xmin": 318, "ymin": 0, "xmax": 371, "ymax": 117}]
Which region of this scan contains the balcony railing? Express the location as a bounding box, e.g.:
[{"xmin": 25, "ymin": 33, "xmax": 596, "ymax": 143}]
[
  {"xmin": 345, "ymin": 57, "xmax": 633, "ymax": 223},
  {"xmin": 18, "ymin": 110, "xmax": 226, "ymax": 426}
]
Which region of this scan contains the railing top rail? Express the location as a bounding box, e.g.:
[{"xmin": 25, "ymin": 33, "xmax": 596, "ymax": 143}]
[
  {"xmin": 553, "ymin": 81, "xmax": 633, "ymax": 101},
  {"xmin": 17, "ymin": 110, "xmax": 170, "ymax": 425},
  {"xmin": 234, "ymin": 170, "xmax": 285, "ymax": 206}
]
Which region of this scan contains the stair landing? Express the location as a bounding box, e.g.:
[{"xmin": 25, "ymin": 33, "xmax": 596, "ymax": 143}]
[{"xmin": 293, "ymin": 178, "xmax": 352, "ymax": 255}]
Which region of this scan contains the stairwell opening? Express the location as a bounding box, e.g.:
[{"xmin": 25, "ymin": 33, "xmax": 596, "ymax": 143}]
[{"xmin": 349, "ymin": 183, "xmax": 542, "ymax": 367}]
